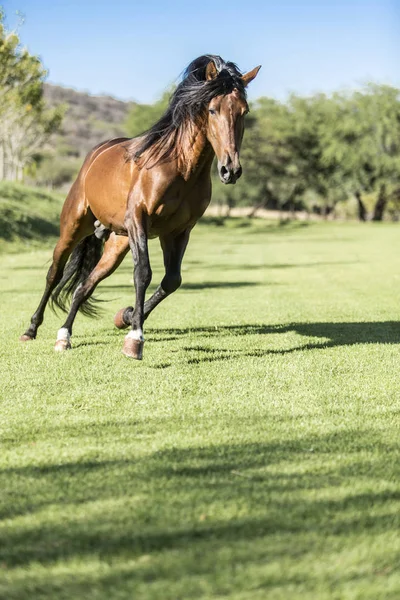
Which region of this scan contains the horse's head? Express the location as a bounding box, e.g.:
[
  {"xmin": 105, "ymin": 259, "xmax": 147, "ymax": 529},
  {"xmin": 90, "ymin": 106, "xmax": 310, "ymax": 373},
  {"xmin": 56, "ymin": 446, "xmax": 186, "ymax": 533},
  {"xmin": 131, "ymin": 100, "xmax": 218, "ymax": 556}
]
[{"xmin": 205, "ymin": 61, "xmax": 261, "ymax": 184}]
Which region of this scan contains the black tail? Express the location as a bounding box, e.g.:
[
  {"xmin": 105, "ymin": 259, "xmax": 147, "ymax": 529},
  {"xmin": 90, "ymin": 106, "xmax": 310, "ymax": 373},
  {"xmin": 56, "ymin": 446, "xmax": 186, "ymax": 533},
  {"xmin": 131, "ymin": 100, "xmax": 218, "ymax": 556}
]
[{"xmin": 51, "ymin": 234, "xmax": 103, "ymax": 317}]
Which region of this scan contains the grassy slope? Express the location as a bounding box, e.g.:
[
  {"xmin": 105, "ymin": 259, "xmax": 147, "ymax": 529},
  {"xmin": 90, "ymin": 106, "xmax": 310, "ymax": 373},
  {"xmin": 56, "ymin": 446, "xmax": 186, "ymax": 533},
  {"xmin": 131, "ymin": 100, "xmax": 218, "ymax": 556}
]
[
  {"xmin": 1, "ymin": 219, "xmax": 400, "ymax": 599},
  {"xmin": 0, "ymin": 182, "xmax": 63, "ymax": 253}
]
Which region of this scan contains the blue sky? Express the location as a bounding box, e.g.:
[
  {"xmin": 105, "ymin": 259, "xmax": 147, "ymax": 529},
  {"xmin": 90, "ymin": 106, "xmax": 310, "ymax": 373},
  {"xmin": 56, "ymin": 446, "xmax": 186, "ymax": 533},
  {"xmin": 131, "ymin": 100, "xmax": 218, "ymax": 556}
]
[{"xmin": 4, "ymin": 0, "xmax": 400, "ymax": 103}]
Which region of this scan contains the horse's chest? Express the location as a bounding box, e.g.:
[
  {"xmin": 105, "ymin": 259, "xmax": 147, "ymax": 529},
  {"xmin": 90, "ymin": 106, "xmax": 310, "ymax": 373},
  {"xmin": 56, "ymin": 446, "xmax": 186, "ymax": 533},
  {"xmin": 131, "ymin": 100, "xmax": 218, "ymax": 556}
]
[
  {"xmin": 154, "ymin": 194, "xmax": 185, "ymax": 218},
  {"xmin": 149, "ymin": 190, "xmax": 210, "ymax": 235}
]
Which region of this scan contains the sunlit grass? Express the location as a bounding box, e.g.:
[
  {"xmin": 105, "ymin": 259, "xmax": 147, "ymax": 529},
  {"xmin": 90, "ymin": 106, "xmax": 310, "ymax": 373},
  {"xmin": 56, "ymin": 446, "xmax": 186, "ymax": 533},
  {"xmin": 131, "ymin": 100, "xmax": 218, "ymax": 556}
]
[{"xmin": 1, "ymin": 220, "xmax": 400, "ymax": 599}]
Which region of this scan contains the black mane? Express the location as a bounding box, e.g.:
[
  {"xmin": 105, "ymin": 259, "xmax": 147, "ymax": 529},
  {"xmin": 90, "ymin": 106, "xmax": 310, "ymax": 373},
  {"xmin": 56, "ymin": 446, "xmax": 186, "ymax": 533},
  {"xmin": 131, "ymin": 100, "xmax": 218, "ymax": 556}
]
[{"xmin": 127, "ymin": 55, "xmax": 245, "ymax": 166}]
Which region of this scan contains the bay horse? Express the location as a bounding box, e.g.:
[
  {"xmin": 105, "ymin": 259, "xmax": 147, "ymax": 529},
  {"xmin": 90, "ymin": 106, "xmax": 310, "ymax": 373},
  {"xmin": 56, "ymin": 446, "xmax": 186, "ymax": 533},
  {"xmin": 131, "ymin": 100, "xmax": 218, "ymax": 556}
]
[{"xmin": 20, "ymin": 55, "xmax": 261, "ymax": 359}]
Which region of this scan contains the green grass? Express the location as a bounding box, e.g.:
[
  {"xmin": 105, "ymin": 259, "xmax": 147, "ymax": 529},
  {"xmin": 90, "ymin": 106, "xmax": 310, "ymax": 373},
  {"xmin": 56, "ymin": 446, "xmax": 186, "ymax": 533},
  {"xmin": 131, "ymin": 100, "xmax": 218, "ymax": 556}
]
[
  {"xmin": 1, "ymin": 219, "xmax": 400, "ymax": 599},
  {"xmin": 0, "ymin": 181, "xmax": 63, "ymax": 253}
]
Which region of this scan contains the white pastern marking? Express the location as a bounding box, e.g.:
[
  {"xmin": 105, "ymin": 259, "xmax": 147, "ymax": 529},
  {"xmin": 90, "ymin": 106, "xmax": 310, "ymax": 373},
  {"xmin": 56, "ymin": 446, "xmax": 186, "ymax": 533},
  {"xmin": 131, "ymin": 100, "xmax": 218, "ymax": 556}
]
[
  {"xmin": 56, "ymin": 327, "xmax": 71, "ymax": 342},
  {"xmin": 126, "ymin": 329, "xmax": 144, "ymax": 342}
]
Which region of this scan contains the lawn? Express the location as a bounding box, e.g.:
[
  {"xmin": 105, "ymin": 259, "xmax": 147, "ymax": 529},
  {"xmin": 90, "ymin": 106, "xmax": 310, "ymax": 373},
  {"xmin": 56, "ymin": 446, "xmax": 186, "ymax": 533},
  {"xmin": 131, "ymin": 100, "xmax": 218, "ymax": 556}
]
[
  {"xmin": 0, "ymin": 181, "xmax": 63, "ymax": 253},
  {"xmin": 1, "ymin": 219, "xmax": 400, "ymax": 599}
]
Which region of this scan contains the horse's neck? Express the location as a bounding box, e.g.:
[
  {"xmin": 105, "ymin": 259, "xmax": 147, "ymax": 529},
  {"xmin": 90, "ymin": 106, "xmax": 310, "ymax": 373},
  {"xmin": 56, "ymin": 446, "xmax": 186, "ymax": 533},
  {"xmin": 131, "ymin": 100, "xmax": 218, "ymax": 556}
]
[{"xmin": 177, "ymin": 121, "xmax": 214, "ymax": 181}]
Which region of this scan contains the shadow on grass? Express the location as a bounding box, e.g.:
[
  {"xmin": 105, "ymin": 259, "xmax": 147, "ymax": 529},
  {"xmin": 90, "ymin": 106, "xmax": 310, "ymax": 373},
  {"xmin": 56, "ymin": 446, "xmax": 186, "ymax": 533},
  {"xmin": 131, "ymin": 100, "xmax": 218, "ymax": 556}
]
[
  {"xmin": 101, "ymin": 281, "xmax": 261, "ymax": 292},
  {"xmin": 0, "ymin": 212, "xmax": 59, "ymax": 241},
  {"xmin": 145, "ymin": 321, "xmax": 400, "ymax": 365},
  {"xmin": 72, "ymin": 321, "xmax": 400, "ymax": 362},
  {"xmin": 12, "ymin": 264, "xmax": 52, "ymax": 271},
  {"xmin": 1, "ymin": 430, "xmax": 399, "ymax": 573},
  {"xmin": 206, "ymin": 260, "xmax": 357, "ymax": 271},
  {"xmin": 198, "ymin": 216, "xmax": 312, "ymax": 232},
  {"xmin": 181, "ymin": 281, "xmax": 259, "ymax": 290}
]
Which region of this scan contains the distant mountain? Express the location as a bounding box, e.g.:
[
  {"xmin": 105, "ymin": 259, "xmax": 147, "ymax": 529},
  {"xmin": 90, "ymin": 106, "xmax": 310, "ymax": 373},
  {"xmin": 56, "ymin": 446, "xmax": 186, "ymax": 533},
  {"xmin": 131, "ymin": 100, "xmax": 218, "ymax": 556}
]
[{"xmin": 43, "ymin": 83, "xmax": 136, "ymax": 158}]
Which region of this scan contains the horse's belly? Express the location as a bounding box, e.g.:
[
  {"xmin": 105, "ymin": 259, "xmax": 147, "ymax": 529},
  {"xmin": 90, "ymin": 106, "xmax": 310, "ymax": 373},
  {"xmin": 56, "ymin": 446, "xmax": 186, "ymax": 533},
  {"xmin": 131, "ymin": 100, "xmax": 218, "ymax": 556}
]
[{"xmin": 85, "ymin": 145, "xmax": 131, "ymax": 232}]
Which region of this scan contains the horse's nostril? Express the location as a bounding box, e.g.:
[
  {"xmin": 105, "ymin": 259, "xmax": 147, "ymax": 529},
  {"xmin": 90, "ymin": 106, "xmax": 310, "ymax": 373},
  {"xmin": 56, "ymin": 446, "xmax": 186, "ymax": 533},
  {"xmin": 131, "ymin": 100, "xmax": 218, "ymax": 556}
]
[
  {"xmin": 235, "ymin": 166, "xmax": 242, "ymax": 179},
  {"xmin": 219, "ymin": 164, "xmax": 236, "ymax": 183},
  {"xmin": 220, "ymin": 165, "xmax": 229, "ymax": 179}
]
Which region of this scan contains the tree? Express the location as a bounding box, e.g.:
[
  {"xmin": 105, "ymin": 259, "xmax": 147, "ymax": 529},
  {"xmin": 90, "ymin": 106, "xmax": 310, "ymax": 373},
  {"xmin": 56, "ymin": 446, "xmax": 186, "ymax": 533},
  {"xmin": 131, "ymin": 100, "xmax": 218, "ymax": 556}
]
[
  {"xmin": 0, "ymin": 9, "xmax": 63, "ymax": 181},
  {"xmin": 320, "ymin": 85, "xmax": 400, "ymax": 220}
]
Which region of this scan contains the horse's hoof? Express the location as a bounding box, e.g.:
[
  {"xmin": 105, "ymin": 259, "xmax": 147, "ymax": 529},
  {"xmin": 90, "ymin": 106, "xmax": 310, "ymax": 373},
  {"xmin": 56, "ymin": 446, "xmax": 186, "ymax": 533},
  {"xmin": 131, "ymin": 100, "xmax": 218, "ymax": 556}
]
[
  {"xmin": 114, "ymin": 308, "xmax": 130, "ymax": 330},
  {"xmin": 20, "ymin": 334, "xmax": 34, "ymax": 342},
  {"xmin": 122, "ymin": 338, "xmax": 144, "ymax": 360},
  {"xmin": 54, "ymin": 339, "xmax": 72, "ymax": 352}
]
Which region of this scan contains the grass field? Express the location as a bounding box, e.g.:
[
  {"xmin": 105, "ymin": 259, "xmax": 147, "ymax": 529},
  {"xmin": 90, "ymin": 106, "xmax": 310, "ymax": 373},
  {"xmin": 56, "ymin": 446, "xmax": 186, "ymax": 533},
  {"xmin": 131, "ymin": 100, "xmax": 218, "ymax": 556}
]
[
  {"xmin": 0, "ymin": 181, "xmax": 63, "ymax": 253},
  {"xmin": 1, "ymin": 218, "xmax": 400, "ymax": 599}
]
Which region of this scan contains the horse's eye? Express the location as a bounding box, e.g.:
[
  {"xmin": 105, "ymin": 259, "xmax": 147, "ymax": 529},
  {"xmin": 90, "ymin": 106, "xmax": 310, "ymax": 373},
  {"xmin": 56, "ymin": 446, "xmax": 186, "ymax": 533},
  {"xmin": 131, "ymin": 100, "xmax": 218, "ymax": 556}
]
[{"xmin": 209, "ymin": 109, "xmax": 216, "ymax": 115}]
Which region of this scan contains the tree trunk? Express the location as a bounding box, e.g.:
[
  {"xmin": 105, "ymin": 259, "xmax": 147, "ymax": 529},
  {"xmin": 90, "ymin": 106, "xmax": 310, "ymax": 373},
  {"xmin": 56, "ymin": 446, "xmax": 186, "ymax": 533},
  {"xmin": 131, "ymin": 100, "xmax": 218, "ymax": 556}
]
[
  {"xmin": 372, "ymin": 185, "xmax": 387, "ymax": 221},
  {"xmin": 249, "ymin": 201, "xmax": 264, "ymax": 218},
  {"xmin": 355, "ymin": 191, "xmax": 367, "ymax": 222},
  {"xmin": 390, "ymin": 188, "xmax": 400, "ymax": 221},
  {"xmin": 249, "ymin": 185, "xmax": 278, "ymax": 218},
  {"xmin": 322, "ymin": 205, "xmax": 333, "ymax": 219},
  {"xmin": 0, "ymin": 143, "xmax": 4, "ymax": 181},
  {"xmin": 281, "ymin": 184, "xmax": 301, "ymax": 219},
  {"xmin": 225, "ymin": 193, "xmax": 235, "ymax": 218}
]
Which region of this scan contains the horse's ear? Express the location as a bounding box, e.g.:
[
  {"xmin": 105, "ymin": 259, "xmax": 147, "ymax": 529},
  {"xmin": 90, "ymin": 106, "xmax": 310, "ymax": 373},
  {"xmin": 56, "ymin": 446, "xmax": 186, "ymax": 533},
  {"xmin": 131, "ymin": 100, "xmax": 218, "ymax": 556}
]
[
  {"xmin": 206, "ymin": 60, "xmax": 218, "ymax": 81},
  {"xmin": 242, "ymin": 65, "xmax": 261, "ymax": 87}
]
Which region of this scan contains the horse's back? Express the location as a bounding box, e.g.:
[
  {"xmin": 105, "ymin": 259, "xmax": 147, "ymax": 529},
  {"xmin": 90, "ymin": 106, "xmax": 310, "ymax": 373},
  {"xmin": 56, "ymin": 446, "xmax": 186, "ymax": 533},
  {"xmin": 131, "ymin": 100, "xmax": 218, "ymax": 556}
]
[{"xmin": 83, "ymin": 137, "xmax": 130, "ymax": 175}]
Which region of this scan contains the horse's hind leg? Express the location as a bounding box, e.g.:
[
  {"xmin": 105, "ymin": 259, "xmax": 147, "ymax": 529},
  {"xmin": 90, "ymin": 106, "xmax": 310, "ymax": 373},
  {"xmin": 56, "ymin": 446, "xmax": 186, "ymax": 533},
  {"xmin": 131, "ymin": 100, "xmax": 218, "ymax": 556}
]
[
  {"xmin": 54, "ymin": 233, "xmax": 129, "ymax": 351},
  {"xmin": 20, "ymin": 193, "xmax": 94, "ymax": 342},
  {"xmin": 20, "ymin": 238, "xmax": 78, "ymax": 341}
]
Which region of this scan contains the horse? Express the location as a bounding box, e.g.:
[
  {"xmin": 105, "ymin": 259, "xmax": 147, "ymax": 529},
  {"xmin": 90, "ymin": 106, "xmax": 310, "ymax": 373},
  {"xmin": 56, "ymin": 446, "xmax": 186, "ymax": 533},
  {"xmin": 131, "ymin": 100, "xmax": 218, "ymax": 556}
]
[{"xmin": 20, "ymin": 55, "xmax": 261, "ymax": 359}]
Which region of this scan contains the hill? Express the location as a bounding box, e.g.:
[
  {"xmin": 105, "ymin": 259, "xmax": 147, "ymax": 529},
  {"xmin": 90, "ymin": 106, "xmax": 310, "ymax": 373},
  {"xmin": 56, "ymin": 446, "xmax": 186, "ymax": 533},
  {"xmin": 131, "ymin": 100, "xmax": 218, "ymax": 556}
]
[{"xmin": 43, "ymin": 83, "xmax": 135, "ymax": 158}]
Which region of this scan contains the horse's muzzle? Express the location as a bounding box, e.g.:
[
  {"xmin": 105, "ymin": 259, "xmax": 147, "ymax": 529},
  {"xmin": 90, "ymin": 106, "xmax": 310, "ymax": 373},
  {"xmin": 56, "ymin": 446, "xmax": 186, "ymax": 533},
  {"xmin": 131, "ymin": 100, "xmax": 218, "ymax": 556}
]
[{"xmin": 218, "ymin": 164, "xmax": 243, "ymax": 185}]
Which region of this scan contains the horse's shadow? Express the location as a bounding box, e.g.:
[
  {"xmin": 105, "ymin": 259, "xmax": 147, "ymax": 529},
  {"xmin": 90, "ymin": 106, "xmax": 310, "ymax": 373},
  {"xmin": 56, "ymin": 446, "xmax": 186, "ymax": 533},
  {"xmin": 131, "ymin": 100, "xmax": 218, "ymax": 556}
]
[{"xmin": 147, "ymin": 321, "xmax": 400, "ymax": 365}]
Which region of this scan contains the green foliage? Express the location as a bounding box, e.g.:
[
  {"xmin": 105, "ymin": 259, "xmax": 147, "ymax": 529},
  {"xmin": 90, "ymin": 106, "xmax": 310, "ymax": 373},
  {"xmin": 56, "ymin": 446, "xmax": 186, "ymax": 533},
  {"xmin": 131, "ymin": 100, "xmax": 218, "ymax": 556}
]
[
  {"xmin": 213, "ymin": 98, "xmax": 300, "ymax": 210},
  {"xmin": 33, "ymin": 154, "xmax": 81, "ymax": 188},
  {"xmin": 125, "ymin": 88, "xmax": 171, "ymax": 137},
  {"xmin": 213, "ymin": 85, "xmax": 400, "ymax": 218},
  {"xmin": 0, "ymin": 10, "xmax": 64, "ymax": 181},
  {"xmin": 2, "ymin": 222, "xmax": 400, "ymax": 598},
  {"xmin": 322, "ymin": 86, "xmax": 400, "ymax": 189}
]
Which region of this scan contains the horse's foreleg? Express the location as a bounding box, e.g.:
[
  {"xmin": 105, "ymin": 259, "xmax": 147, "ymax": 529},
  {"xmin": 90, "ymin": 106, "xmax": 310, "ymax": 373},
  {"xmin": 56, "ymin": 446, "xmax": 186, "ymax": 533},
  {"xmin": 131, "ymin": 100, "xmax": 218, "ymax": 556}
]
[
  {"xmin": 122, "ymin": 213, "xmax": 152, "ymax": 359},
  {"xmin": 114, "ymin": 229, "xmax": 190, "ymax": 330},
  {"xmin": 54, "ymin": 234, "xmax": 129, "ymax": 351}
]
